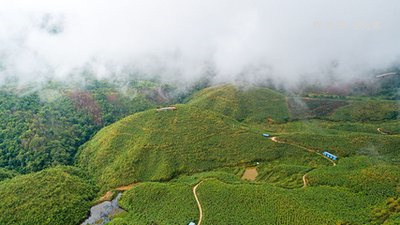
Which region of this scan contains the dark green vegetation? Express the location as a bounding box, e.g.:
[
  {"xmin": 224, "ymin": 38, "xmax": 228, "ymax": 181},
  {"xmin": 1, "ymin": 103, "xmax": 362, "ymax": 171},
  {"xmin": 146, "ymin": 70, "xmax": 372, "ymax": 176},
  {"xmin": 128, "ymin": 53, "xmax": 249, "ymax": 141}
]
[
  {"xmin": 0, "ymin": 80, "xmax": 399, "ymax": 224},
  {"xmin": 0, "ymin": 167, "xmax": 18, "ymax": 182},
  {"xmin": 0, "ymin": 166, "xmax": 96, "ymax": 225},
  {"xmin": 0, "ymin": 79, "xmax": 175, "ymax": 173}
]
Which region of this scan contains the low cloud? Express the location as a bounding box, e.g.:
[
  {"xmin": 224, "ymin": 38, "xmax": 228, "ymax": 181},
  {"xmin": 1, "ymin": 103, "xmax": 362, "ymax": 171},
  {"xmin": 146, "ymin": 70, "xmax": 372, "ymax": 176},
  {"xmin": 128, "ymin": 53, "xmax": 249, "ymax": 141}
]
[{"xmin": 1, "ymin": 0, "xmax": 400, "ymax": 87}]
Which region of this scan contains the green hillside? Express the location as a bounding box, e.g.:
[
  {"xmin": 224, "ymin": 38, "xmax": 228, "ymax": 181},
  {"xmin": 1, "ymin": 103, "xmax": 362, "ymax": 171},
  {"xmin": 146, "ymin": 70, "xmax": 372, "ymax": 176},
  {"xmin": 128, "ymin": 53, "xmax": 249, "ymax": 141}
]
[
  {"xmin": 188, "ymin": 85, "xmax": 289, "ymax": 123},
  {"xmin": 1, "ymin": 83, "xmax": 397, "ymax": 225},
  {"xmin": 77, "ymin": 105, "xmax": 325, "ymax": 191},
  {"xmin": 307, "ymin": 156, "xmax": 400, "ymax": 197},
  {"xmin": 109, "ymin": 164, "xmax": 399, "ymax": 225},
  {"xmin": 330, "ymin": 100, "xmax": 399, "ymax": 121},
  {"xmin": 0, "ymin": 166, "xmax": 96, "ymax": 225},
  {"xmin": 287, "ymin": 97, "xmax": 399, "ymax": 122}
]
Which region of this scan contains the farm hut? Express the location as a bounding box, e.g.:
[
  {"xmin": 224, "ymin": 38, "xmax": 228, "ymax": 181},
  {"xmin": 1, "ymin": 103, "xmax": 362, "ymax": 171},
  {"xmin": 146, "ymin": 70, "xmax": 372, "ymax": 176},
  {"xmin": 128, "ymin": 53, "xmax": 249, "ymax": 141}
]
[
  {"xmin": 262, "ymin": 133, "xmax": 270, "ymax": 138},
  {"xmin": 188, "ymin": 222, "xmax": 196, "ymax": 225},
  {"xmin": 156, "ymin": 106, "xmax": 177, "ymax": 112},
  {"xmin": 323, "ymin": 151, "xmax": 338, "ymax": 160}
]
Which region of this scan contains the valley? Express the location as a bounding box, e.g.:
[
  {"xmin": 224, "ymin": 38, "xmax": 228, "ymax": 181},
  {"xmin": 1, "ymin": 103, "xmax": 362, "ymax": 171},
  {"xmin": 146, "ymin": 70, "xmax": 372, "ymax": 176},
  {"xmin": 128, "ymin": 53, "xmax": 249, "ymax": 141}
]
[
  {"xmin": 0, "ymin": 83, "xmax": 399, "ymax": 224},
  {"xmin": 1, "ymin": 2, "xmax": 399, "ymax": 224}
]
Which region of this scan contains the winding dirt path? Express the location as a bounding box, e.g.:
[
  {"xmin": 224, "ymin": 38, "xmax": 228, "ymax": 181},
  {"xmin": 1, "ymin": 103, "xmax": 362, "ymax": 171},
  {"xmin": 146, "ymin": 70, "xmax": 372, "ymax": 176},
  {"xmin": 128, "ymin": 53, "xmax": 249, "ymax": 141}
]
[
  {"xmin": 377, "ymin": 128, "xmax": 387, "ymax": 135},
  {"xmin": 271, "ymin": 136, "xmax": 336, "ymax": 166},
  {"xmin": 193, "ymin": 181, "xmax": 205, "ymax": 225},
  {"xmin": 99, "ymin": 183, "xmax": 138, "ymax": 202},
  {"xmin": 301, "ymin": 168, "xmax": 315, "ymax": 188},
  {"xmin": 302, "ymin": 174, "xmax": 308, "ymax": 188},
  {"xmin": 271, "ymin": 136, "xmax": 335, "ymax": 187}
]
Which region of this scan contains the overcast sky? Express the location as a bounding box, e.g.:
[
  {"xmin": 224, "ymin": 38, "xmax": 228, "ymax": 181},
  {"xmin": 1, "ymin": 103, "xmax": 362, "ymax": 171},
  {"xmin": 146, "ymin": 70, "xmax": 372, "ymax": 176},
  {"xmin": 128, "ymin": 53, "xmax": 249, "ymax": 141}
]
[{"xmin": 1, "ymin": 0, "xmax": 400, "ymax": 86}]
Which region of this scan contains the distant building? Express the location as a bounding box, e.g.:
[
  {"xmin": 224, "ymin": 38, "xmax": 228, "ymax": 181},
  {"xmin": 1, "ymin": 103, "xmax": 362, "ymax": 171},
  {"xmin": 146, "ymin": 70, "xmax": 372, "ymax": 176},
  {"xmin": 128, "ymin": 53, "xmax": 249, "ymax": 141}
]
[
  {"xmin": 156, "ymin": 106, "xmax": 177, "ymax": 112},
  {"xmin": 323, "ymin": 151, "xmax": 338, "ymax": 160},
  {"xmin": 188, "ymin": 222, "xmax": 196, "ymax": 225},
  {"xmin": 262, "ymin": 133, "xmax": 270, "ymax": 138}
]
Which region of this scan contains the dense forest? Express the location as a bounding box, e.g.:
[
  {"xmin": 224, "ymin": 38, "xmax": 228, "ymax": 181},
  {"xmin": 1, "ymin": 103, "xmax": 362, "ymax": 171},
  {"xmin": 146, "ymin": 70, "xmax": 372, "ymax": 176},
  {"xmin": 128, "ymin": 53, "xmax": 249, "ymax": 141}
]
[{"xmin": 0, "ymin": 79, "xmax": 183, "ymax": 173}]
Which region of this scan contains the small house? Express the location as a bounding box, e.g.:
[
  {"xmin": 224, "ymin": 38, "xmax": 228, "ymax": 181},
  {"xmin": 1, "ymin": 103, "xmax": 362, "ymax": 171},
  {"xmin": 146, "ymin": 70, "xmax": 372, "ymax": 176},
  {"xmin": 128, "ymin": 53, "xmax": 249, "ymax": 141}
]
[
  {"xmin": 323, "ymin": 151, "xmax": 338, "ymax": 160},
  {"xmin": 262, "ymin": 133, "xmax": 270, "ymax": 138},
  {"xmin": 188, "ymin": 222, "xmax": 196, "ymax": 225},
  {"xmin": 156, "ymin": 106, "xmax": 177, "ymax": 112}
]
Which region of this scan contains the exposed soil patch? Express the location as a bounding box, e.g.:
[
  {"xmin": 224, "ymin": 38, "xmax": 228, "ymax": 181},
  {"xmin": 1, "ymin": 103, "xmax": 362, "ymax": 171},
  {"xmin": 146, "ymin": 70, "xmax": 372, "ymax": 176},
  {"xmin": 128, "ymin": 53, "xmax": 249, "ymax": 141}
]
[
  {"xmin": 99, "ymin": 191, "xmax": 113, "ymax": 202},
  {"xmin": 241, "ymin": 167, "xmax": 258, "ymax": 181},
  {"xmin": 115, "ymin": 183, "xmax": 137, "ymax": 191},
  {"xmin": 377, "ymin": 128, "xmax": 388, "ymax": 135},
  {"xmin": 98, "ymin": 183, "xmax": 138, "ymax": 202}
]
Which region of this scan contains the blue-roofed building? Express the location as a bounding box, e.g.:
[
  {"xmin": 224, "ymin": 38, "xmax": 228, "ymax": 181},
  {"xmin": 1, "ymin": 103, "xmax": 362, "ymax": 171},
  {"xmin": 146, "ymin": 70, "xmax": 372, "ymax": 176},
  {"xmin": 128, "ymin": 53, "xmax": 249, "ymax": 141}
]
[
  {"xmin": 188, "ymin": 222, "xmax": 196, "ymax": 225},
  {"xmin": 262, "ymin": 133, "xmax": 270, "ymax": 138},
  {"xmin": 323, "ymin": 151, "xmax": 338, "ymax": 160}
]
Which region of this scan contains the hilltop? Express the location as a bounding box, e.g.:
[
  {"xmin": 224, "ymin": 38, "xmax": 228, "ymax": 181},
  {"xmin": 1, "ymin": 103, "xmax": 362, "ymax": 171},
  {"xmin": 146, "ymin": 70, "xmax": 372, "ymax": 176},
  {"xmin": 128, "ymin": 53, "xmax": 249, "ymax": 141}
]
[
  {"xmin": 188, "ymin": 84, "xmax": 399, "ymax": 123},
  {"xmin": 187, "ymin": 85, "xmax": 289, "ymax": 123}
]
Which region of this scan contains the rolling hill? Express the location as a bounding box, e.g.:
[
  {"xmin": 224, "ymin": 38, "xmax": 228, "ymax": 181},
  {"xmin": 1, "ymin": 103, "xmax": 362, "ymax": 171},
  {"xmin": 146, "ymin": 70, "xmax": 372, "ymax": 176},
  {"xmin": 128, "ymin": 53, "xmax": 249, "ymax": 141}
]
[
  {"xmin": 187, "ymin": 84, "xmax": 290, "ymax": 123},
  {"xmin": 0, "ymin": 83, "xmax": 398, "ymax": 225},
  {"xmin": 0, "ymin": 166, "xmax": 96, "ymax": 225},
  {"xmin": 77, "ymin": 104, "xmax": 325, "ymax": 192}
]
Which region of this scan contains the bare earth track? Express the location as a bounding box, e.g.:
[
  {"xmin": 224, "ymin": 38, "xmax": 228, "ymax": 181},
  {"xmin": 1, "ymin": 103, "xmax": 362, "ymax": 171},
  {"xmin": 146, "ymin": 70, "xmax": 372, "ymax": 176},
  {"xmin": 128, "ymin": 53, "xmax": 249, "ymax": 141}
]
[
  {"xmin": 193, "ymin": 181, "xmax": 205, "ymax": 225},
  {"xmin": 99, "ymin": 183, "xmax": 138, "ymax": 202},
  {"xmin": 271, "ymin": 136, "xmax": 336, "ymax": 166},
  {"xmin": 271, "ymin": 136, "xmax": 336, "ymax": 187},
  {"xmin": 377, "ymin": 128, "xmax": 388, "ymax": 135}
]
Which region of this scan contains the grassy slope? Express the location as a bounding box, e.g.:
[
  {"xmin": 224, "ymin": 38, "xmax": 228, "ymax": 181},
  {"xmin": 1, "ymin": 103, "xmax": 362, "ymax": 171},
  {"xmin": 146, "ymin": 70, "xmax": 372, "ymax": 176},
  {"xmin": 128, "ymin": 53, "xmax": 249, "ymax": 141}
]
[
  {"xmin": 330, "ymin": 100, "xmax": 399, "ymax": 122},
  {"xmin": 259, "ymin": 119, "xmax": 400, "ymax": 162},
  {"xmin": 0, "ymin": 166, "xmax": 96, "ymax": 225},
  {"xmin": 287, "ymin": 97, "xmax": 349, "ymax": 119},
  {"xmin": 197, "ymin": 179, "xmax": 376, "ymax": 225},
  {"xmin": 188, "ymin": 84, "xmax": 289, "ymax": 123},
  {"xmin": 78, "ymin": 105, "xmax": 324, "ymax": 192},
  {"xmin": 308, "ymin": 156, "xmax": 400, "ymax": 198},
  {"xmin": 287, "ymin": 97, "xmax": 399, "ymax": 122}
]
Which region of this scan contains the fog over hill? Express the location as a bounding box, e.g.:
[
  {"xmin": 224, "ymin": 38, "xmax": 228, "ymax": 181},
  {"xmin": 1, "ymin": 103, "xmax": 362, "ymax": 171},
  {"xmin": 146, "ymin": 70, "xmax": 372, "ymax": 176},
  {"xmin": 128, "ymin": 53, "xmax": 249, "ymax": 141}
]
[{"xmin": 1, "ymin": 0, "xmax": 400, "ymax": 88}]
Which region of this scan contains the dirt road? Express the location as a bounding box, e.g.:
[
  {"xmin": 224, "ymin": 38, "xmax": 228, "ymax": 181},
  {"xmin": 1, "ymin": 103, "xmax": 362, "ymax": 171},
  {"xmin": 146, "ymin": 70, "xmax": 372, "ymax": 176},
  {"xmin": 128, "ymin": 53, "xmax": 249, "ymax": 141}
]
[
  {"xmin": 193, "ymin": 181, "xmax": 204, "ymax": 225},
  {"xmin": 271, "ymin": 137, "xmax": 336, "ymax": 166},
  {"xmin": 302, "ymin": 174, "xmax": 308, "ymax": 187},
  {"xmin": 377, "ymin": 128, "xmax": 388, "ymax": 135}
]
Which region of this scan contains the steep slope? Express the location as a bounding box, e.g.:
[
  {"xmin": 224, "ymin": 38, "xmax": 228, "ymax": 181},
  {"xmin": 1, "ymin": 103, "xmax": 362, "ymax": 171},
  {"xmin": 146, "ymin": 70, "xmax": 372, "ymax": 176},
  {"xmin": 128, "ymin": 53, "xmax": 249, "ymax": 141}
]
[
  {"xmin": 0, "ymin": 166, "xmax": 96, "ymax": 225},
  {"xmin": 77, "ymin": 105, "xmax": 317, "ymax": 191},
  {"xmin": 188, "ymin": 85, "xmax": 289, "ymax": 123}
]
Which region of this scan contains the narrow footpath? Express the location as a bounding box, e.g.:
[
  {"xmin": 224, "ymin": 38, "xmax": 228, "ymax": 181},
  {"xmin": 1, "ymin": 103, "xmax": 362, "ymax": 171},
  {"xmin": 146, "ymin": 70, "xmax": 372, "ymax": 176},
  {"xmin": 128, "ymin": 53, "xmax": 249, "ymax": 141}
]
[
  {"xmin": 193, "ymin": 181, "xmax": 204, "ymax": 225},
  {"xmin": 271, "ymin": 136, "xmax": 336, "ymax": 166}
]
